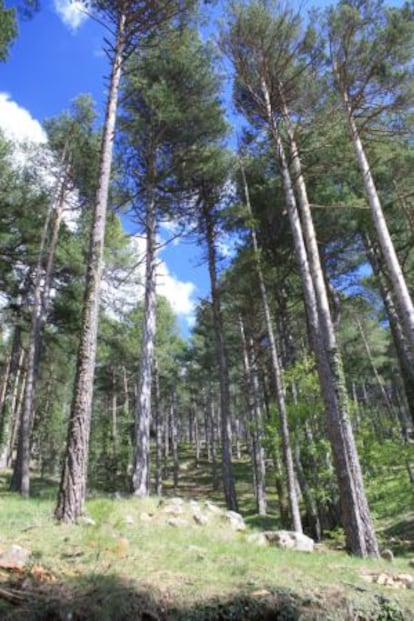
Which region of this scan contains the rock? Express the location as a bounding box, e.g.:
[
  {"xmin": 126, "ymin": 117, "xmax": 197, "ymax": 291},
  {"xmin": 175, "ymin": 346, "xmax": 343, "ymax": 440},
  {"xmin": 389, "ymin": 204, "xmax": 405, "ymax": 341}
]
[
  {"xmin": 246, "ymin": 532, "xmax": 268, "ymax": 547},
  {"xmin": 204, "ymin": 501, "xmax": 222, "ymax": 514},
  {"xmin": 223, "ymin": 510, "xmax": 246, "ymax": 531},
  {"xmin": 397, "ymin": 573, "xmax": 414, "ymax": 589},
  {"xmin": 124, "ymin": 514, "xmax": 135, "ymax": 525},
  {"xmin": 167, "ymin": 518, "xmax": 189, "ymax": 528},
  {"xmin": 140, "ymin": 513, "xmax": 153, "ymax": 522},
  {"xmin": 381, "ymin": 549, "xmax": 394, "ymax": 562},
  {"xmin": 192, "ymin": 511, "xmax": 208, "ymax": 526},
  {"xmin": 0, "ymin": 544, "xmax": 31, "ymax": 568},
  {"xmin": 163, "ymin": 504, "xmax": 183, "ymax": 515},
  {"xmin": 168, "ymin": 497, "xmax": 184, "ymax": 505},
  {"xmin": 263, "ymin": 530, "xmax": 314, "ymax": 552}
]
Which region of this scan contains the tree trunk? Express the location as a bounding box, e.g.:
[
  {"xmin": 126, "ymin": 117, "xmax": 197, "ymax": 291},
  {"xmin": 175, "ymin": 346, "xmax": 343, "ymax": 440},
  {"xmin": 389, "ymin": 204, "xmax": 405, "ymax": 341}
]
[
  {"xmin": 0, "ymin": 327, "xmax": 21, "ymax": 468},
  {"xmin": 131, "ymin": 192, "xmax": 157, "ymax": 496},
  {"xmin": 342, "ymin": 90, "xmax": 414, "ymax": 351},
  {"xmin": 203, "ymin": 205, "xmax": 238, "ymax": 511},
  {"xmin": 170, "ymin": 388, "xmax": 179, "ymax": 491},
  {"xmin": 239, "ymin": 317, "xmax": 267, "ymax": 516},
  {"xmin": 240, "ymin": 159, "xmax": 301, "ymax": 530},
  {"xmin": 280, "ymin": 92, "xmax": 378, "ymax": 557},
  {"xmin": 12, "ymin": 145, "xmax": 70, "ymax": 496},
  {"xmin": 154, "ymin": 359, "xmax": 163, "ymax": 496},
  {"xmin": 55, "ymin": 14, "xmax": 126, "ymax": 522},
  {"xmin": 364, "ymin": 232, "xmax": 414, "ymax": 425},
  {"xmin": 261, "ymin": 77, "xmax": 378, "ymax": 556}
]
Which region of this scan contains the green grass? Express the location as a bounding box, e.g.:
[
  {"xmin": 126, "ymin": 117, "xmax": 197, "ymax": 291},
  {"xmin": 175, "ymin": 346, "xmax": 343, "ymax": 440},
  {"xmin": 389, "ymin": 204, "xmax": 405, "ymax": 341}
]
[{"xmin": 0, "ymin": 447, "xmax": 414, "ymax": 620}]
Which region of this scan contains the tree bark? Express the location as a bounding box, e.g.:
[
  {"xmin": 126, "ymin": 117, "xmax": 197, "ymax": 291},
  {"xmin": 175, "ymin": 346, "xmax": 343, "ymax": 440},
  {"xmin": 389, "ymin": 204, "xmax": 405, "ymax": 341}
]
[
  {"xmin": 0, "ymin": 327, "xmax": 21, "ymax": 467},
  {"xmin": 55, "ymin": 14, "xmax": 126, "ymax": 522},
  {"xmin": 279, "ymin": 91, "xmax": 378, "ymax": 557},
  {"xmin": 260, "ymin": 77, "xmax": 378, "ymax": 556},
  {"xmin": 131, "ymin": 192, "xmax": 157, "ymax": 496},
  {"xmin": 203, "ymin": 204, "xmax": 238, "ymax": 511},
  {"xmin": 364, "ymin": 232, "xmax": 414, "ymax": 426},
  {"xmin": 240, "ymin": 159, "xmax": 301, "ymax": 530},
  {"xmin": 12, "ymin": 144, "xmax": 70, "ymax": 496},
  {"xmin": 342, "ymin": 89, "xmax": 414, "ymax": 351},
  {"xmin": 154, "ymin": 358, "xmax": 163, "ymax": 496},
  {"xmin": 239, "ymin": 316, "xmax": 267, "ymax": 516}
]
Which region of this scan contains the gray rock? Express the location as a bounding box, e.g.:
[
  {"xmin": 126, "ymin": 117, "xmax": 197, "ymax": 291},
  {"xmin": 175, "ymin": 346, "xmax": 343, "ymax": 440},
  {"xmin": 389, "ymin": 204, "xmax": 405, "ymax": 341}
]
[
  {"xmin": 204, "ymin": 501, "xmax": 222, "ymax": 514},
  {"xmin": 163, "ymin": 504, "xmax": 183, "ymax": 515},
  {"xmin": 124, "ymin": 514, "xmax": 135, "ymax": 525},
  {"xmin": 246, "ymin": 532, "xmax": 268, "ymax": 546},
  {"xmin": 223, "ymin": 510, "xmax": 246, "ymax": 531},
  {"xmin": 380, "ymin": 549, "xmax": 394, "ymax": 562},
  {"xmin": 0, "ymin": 544, "xmax": 30, "ymax": 568},
  {"xmin": 192, "ymin": 511, "xmax": 208, "ymax": 526},
  {"xmin": 167, "ymin": 517, "xmax": 189, "ymax": 528},
  {"xmin": 263, "ymin": 530, "xmax": 314, "ymax": 552}
]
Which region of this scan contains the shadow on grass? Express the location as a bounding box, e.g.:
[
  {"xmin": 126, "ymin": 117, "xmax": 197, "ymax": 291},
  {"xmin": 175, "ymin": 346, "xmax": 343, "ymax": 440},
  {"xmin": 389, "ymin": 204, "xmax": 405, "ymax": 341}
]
[{"xmin": 0, "ymin": 571, "xmax": 408, "ymax": 621}]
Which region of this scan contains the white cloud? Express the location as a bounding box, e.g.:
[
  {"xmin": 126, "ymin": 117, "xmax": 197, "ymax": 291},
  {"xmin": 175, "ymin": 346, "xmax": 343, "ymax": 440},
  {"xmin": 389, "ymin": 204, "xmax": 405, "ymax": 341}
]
[
  {"xmin": 102, "ymin": 235, "xmax": 197, "ymax": 330},
  {"xmin": 0, "ymin": 93, "xmax": 47, "ymax": 144},
  {"xmin": 53, "ymin": 0, "xmax": 89, "ymax": 32},
  {"xmin": 157, "ymin": 262, "xmax": 196, "ymax": 320}
]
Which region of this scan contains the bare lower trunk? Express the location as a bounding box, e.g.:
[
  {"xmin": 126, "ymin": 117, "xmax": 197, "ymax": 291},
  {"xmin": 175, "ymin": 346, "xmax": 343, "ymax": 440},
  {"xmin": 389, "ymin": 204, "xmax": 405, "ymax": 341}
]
[
  {"xmin": 342, "ymin": 91, "xmax": 414, "ymax": 351},
  {"xmin": 131, "ymin": 195, "xmax": 157, "ymax": 496},
  {"xmin": 154, "ymin": 359, "xmax": 163, "ymax": 496},
  {"xmin": 170, "ymin": 389, "xmax": 179, "ymax": 491},
  {"xmin": 55, "ymin": 15, "xmax": 126, "ymax": 522},
  {"xmin": 239, "ymin": 317, "xmax": 267, "ymax": 516},
  {"xmin": 0, "ymin": 327, "xmax": 21, "ymax": 468}
]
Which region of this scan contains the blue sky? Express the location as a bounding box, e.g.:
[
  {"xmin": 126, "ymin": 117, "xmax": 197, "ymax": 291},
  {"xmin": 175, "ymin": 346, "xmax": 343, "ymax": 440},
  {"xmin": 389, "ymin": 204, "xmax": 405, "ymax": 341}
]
[
  {"xmin": 1, "ymin": 0, "xmax": 214, "ymax": 335},
  {"xmin": 0, "ymin": 0, "xmax": 338, "ymax": 336}
]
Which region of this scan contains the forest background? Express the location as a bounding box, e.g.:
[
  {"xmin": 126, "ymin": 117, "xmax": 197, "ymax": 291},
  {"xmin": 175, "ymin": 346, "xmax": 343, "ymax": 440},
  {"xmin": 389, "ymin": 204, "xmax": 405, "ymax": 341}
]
[{"xmin": 0, "ymin": 0, "xmax": 413, "ymax": 577}]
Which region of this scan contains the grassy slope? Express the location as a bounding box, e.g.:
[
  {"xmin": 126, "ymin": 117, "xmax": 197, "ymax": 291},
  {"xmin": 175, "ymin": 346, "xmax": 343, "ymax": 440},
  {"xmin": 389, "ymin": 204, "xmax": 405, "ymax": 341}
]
[{"xmin": 0, "ymin": 453, "xmax": 413, "ymax": 620}]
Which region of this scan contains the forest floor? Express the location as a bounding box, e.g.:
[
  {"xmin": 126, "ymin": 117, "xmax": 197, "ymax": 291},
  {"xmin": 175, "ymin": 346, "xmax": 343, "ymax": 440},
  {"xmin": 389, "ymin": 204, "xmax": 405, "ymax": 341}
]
[{"xmin": 0, "ymin": 452, "xmax": 413, "ymax": 620}]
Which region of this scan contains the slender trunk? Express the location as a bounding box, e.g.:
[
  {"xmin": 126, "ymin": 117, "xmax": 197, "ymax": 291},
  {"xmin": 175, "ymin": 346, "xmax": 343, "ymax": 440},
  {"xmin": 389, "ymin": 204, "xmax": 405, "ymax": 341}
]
[
  {"xmin": 364, "ymin": 232, "xmax": 414, "ymax": 425},
  {"xmin": 294, "ymin": 442, "xmax": 321, "ymax": 541},
  {"xmin": 8, "ymin": 361, "xmax": 26, "ymax": 469},
  {"xmin": 280, "ymin": 92, "xmax": 378, "ymax": 556},
  {"xmin": 239, "ymin": 317, "xmax": 267, "ymax": 515},
  {"xmin": 240, "ymin": 159, "xmax": 301, "ymax": 531},
  {"xmin": 207, "ymin": 386, "xmax": 219, "ymax": 491},
  {"xmin": 131, "ymin": 193, "xmax": 157, "ymax": 496},
  {"xmin": 342, "ymin": 90, "xmax": 414, "ymax": 351},
  {"xmin": 0, "ymin": 327, "xmax": 21, "ymax": 467},
  {"xmin": 194, "ymin": 409, "xmax": 200, "ymax": 465},
  {"xmin": 170, "ymin": 388, "xmax": 179, "ymax": 491},
  {"xmin": 12, "ymin": 147, "xmax": 70, "ymax": 496},
  {"xmin": 261, "ymin": 78, "xmax": 378, "ymax": 556},
  {"xmin": 154, "ymin": 359, "xmax": 162, "ymax": 496},
  {"xmin": 55, "ymin": 15, "xmax": 126, "ymax": 521},
  {"xmin": 111, "ymin": 371, "xmax": 118, "ymax": 463},
  {"xmin": 203, "ymin": 205, "xmax": 238, "ymax": 511},
  {"xmin": 356, "ymin": 318, "xmax": 397, "ymax": 422}
]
